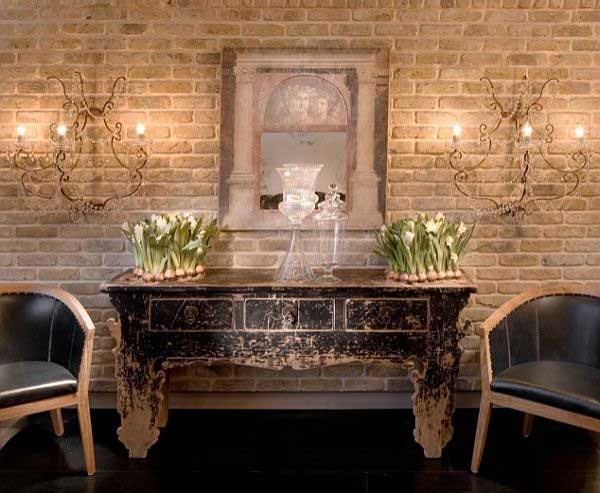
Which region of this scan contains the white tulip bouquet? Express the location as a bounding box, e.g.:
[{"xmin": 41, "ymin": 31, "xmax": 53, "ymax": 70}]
[
  {"xmin": 374, "ymin": 212, "xmax": 473, "ymax": 283},
  {"xmin": 121, "ymin": 213, "xmax": 220, "ymax": 282}
]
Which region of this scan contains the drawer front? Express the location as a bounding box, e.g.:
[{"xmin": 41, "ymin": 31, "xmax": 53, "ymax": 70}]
[
  {"xmin": 150, "ymin": 298, "xmax": 234, "ymax": 331},
  {"xmin": 345, "ymin": 298, "xmax": 429, "ymax": 332},
  {"xmin": 244, "ymin": 298, "xmax": 334, "ymax": 331}
]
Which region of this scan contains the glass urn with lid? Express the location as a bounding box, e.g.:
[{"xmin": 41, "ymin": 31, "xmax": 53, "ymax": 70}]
[{"xmin": 314, "ymin": 184, "xmax": 348, "ymax": 282}]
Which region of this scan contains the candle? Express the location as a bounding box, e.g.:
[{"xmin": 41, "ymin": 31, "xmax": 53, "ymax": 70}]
[
  {"xmin": 16, "ymin": 126, "xmax": 25, "ymax": 144},
  {"xmin": 136, "ymin": 123, "xmax": 145, "ymax": 138},
  {"xmin": 56, "ymin": 124, "xmax": 67, "ymax": 146},
  {"xmin": 452, "ymin": 123, "xmax": 461, "ymax": 146},
  {"xmin": 575, "ymin": 126, "xmax": 585, "ymax": 146},
  {"xmin": 522, "ymin": 121, "xmax": 532, "ymax": 145}
]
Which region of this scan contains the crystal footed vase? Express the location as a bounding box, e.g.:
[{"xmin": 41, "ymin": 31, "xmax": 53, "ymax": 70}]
[{"xmin": 276, "ymin": 164, "xmax": 323, "ymax": 282}]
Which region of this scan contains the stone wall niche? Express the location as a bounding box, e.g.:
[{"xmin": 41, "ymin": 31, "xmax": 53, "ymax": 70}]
[{"xmin": 219, "ymin": 48, "xmax": 389, "ymax": 230}]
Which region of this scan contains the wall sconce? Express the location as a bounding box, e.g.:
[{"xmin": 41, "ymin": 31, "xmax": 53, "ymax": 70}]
[
  {"xmin": 6, "ymin": 71, "xmax": 151, "ymax": 221},
  {"xmin": 448, "ymin": 76, "xmax": 589, "ymax": 221}
]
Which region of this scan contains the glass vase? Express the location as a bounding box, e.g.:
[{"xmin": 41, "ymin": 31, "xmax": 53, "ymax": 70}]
[{"xmin": 276, "ymin": 164, "xmax": 322, "ymax": 282}]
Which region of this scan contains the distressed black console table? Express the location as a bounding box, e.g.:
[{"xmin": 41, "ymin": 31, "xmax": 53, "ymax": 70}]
[{"xmin": 101, "ymin": 269, "xmax": 475, "ymax": 459}]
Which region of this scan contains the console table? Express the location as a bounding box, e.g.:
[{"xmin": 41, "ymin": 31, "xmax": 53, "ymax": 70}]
[{"xmin": 101, "ymin": 269, "xmax": 475, "ymax": 459}]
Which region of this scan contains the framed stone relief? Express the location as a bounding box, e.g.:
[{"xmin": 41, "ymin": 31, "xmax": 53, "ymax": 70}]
[{"xmin": 219, "ymin": 48, "xmax": 389, "ymax": 230}]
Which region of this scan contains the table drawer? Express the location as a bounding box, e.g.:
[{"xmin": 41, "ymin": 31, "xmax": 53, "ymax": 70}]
[
  {"xmin": 344, "ymin": 298, "xmax": 429, "ymax": 331},
  {"xmin": 149, "ymin": 297, "xmax": 234, "ymax": 331},
  {"xmin": 243, "ymin": 298, "xmax": 335, "ymax": 331}
]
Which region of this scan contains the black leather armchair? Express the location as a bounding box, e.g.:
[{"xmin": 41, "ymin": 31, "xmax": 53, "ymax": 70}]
[
  {"xmin": 471, "ymin": 286, "xmax": 600, "ymax": 473},
  {"xmin": 0, "ymin": 284, "xmax": 95, "ymax": 475}
]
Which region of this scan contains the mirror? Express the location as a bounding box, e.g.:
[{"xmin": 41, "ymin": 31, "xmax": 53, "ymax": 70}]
[
  {"xmin": 219, "ymin": 48, "xmax": 388, "ymax": 230},
  {"xmin": 260, "ymin": 132, "xmax": 347, "ymax": 210}
]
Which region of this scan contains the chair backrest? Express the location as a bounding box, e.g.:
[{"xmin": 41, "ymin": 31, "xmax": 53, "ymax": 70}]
[
  {"xmin": 0, "ymin": 285, "xmax": 93, "ymax": 380},
  {"xmin": 486, "ymin": 290, "xmax": 600, "ymax": 378}
]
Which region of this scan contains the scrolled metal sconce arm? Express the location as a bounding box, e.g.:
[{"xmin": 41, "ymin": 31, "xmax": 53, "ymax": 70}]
[
  {"xmin": 448, "ymin": 75, "xmax": 590, "ymax": 221},
  {"xmin": 6, "ymin": 72, "xmax": 150, "ymax": 221}
]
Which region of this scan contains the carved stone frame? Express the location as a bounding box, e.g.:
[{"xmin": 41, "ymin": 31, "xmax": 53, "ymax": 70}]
[{"xmin": 219, "ymin": 48, "xmax": 389, "ymax": 230}]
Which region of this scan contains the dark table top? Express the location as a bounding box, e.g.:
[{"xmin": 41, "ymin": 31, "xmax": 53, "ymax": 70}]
[{"xmin": 101, "ymin": 268, "xmax": 477, "ymax": 294}]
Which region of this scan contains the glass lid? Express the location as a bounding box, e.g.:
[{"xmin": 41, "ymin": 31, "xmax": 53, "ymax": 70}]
[{"xmin": 314, "ymin": 184, "xmax": 348, "ymax": 222}]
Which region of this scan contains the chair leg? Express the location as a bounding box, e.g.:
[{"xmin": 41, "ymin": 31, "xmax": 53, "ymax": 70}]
[
  {"xmin": 471, "ymin": 396, "xmax": 492, "ymax": 474},
  {"xmin": 77, "ymin": 400, "xmax": 96, "ymax": 476},
  {"xmin": 50, "ymin": 408, "xmax": 64, "ymax": 437},
  {"xmin": 522, "ymin": 413, "xmax": 535, "ymax": 437}
]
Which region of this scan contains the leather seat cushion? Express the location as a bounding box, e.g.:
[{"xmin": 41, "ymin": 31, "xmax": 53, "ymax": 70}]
[
  {"xmin": 491, "ymin": 361, "xmax": 600, "ymax": 419},
  {"xmin": 0, "ymin": 361, "xmax": 77, "ymax": 409}
]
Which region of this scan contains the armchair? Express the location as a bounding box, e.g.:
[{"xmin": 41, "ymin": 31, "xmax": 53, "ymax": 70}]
[
  {"xmin": 471, "ymin": 286, "xmax": 600, "ymax": 473},
  {"xmin": 0, "ymin": 284, "xmax": 95, "ymax": 475}
]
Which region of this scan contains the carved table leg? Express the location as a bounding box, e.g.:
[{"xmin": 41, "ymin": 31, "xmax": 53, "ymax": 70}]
[
  {"xmin": 411, "ymin": 294, "xmax": 467, "ymax": 458},
  {"xmin": 412, "ymin": 352, "xmax": 460, "ymax": 458},
  {"xmin": 109, "ymin": 318, "xmax": 163, "ymax": 459},
  {"xmin": 157, "ymin": 371, "xmax": 169, "ymax": 428}
]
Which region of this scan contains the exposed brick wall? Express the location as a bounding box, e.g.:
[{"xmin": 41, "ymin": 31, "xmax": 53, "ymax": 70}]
[{"xmin": 1, "ymin": 0, "xmax": 599, "ymax": 393}]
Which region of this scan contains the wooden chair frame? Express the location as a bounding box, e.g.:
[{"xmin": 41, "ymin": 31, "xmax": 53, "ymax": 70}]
[
  {"xmin": 471, "ymin": 285, "xmax": 600, "ymax": 473},
  {"xmin": 0, "ymin": 284, "xmax": 96, "ymax": 475}
]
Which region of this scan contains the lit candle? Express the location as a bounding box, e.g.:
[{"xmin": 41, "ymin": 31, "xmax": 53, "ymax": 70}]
[
  {"xmin": 57, "ymin": 124, "xmax": 67, "ymax": 143},
  {"xmin": 16, "ymin": 126, "xmax": 25, "ymax": 144},
  {"xmin": 575, "ymin": 125, "xmax": 585, "ymax": 147},
  {"xmin": 452, "ymin": 123, "xmax": 461, "ymax": 146},
  {"xmin": 522, "ymin": 121, "xmax": 532, "ymax": 145},
  {"xmin": 136, "ymin": 123, "xmax": 146, "ymax": 140}
]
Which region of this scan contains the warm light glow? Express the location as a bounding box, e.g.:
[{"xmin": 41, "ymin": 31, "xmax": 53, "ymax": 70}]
[
  {"xmin": 575, "ymin": 126, "xmax": 585, "ymax": 139},
  {"xmin": 57, "ymin": 124, "xmax": 67, "ymax": 136},
  {"xmin": 453, "ymin": 123, "xmax": 462, "ymax": 137},
  {"xmin": 16, "ymin": 126, "xmax": 25, "ymax": 137},
  {"xmin": 136, "ymin": 123, "xmax": 146, "ymax": 136},
  {"xmin": 522, "ymin": 122, "xmax": 533, "ymax": 138}
]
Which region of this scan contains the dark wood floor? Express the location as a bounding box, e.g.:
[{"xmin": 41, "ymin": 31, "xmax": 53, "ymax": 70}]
[{"xmin": 0, "ymin": 407, "xmax": 598, "ymax": 492}]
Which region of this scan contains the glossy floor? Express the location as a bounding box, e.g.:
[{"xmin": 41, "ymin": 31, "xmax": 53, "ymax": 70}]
[{"xmin": 0, "ymin": 408, "xmax": 598, "ymax": 492}]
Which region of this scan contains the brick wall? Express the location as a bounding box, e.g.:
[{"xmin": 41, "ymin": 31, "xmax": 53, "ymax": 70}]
[{"xmin": 1, "ymin": 0, "xmax": 599, "ymax": 394}]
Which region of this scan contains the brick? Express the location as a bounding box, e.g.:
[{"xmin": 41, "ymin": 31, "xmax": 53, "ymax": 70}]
[
  {"xmin": 17, "ymin": 254, "xmax": 57, "ymax": 266},
  {"xmin": 235, "ymin": 254, "xmax": 279, "ymax": 268},
  {"xmin": 321, "ymin": 363, "xmax": 364, "ymax": 377},
  {"xmin": 256, "ymin": 379, "xmax": 300, "ymax": 391},
  {"xmin": 542, "ymin": 253, "xmax": 585, "ymax": 267},
  {"xmin": 287, "ymin": 24, "xmax": 329, "ymax": 36},
  {"xmin": 212, "ymin": 379, "xmax": 256, "ymax": 392},
  {"xmin": 521, "ymin": 240, "xmax": 563, "ymax": 252},
  {"xmin": 241, "ymin": 24, "xmax": 285, "ymax": 36},
  {"xmin": 342, "ymin": 378, "xmax": 385, "ymax": 391},
  {"xmin": 331, "ymin": 24, "xmax": 372, "ymax": 36},
  {"xmin": 519, "ymin": 268, "xmax": 561, "ymax": 280},
  {"xmin": 307, "ymin": 9, "xmax": 350, "ymax": 21},
  {"xmin": 16, "ymin": 226, "xmax": 57, "ymax": 238},
  {"xmin": 499, "ymin": 254, "xmax": 540, "ymax": 267},
  {"xmin": 300, "ymin": 379, "xmax": 342, "ymax": 391}
]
